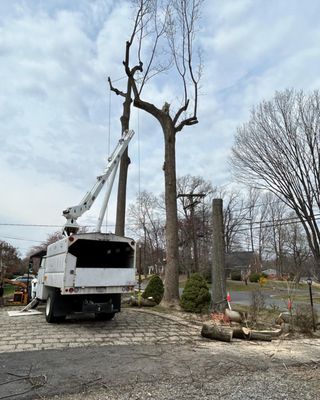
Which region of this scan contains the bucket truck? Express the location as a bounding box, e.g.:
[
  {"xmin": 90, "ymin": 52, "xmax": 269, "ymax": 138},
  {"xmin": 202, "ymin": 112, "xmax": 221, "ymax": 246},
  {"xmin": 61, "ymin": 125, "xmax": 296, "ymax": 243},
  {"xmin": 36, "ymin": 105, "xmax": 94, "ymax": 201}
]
[{"xmin": 35, "ymin": 130, "xmax": 136, "ymax": 323}]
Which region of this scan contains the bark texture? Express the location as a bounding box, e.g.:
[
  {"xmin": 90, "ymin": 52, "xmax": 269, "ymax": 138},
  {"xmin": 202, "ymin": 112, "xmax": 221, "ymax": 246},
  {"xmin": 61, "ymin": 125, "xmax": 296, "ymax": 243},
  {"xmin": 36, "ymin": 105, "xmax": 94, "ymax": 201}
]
[{"xmin": 211, "ymin": 199, "xmax": 227, "ymax": 312}]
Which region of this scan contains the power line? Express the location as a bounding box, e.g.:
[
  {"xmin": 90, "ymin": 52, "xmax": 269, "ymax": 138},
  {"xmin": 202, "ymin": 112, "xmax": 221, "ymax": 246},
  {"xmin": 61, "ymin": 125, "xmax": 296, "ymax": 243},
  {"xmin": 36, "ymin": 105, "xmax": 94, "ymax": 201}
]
[
  {"xmin": 0, "ymin": 222, "xmax": 140, "ymax": 228},
  {"xmin": 238, "ymin": 213, "xmax": 320, "ymax": 227},
  {"xmin": 0, "ymin": 235, "xmax": 43, "ymax": 243},
  {"xmin": 109, "ymin": 75, "xmax": 127, "ymax": 83},
  {"xmin": 231, "ymin": 199, "xmax": 298, "ymax": 213},
  {"xmin": 0, "ymin": 223, "xmax": 62, "ymax": 228},
  {"xmin": 235, "ymin": 215, "xmax": 320, "ymax": 233}
]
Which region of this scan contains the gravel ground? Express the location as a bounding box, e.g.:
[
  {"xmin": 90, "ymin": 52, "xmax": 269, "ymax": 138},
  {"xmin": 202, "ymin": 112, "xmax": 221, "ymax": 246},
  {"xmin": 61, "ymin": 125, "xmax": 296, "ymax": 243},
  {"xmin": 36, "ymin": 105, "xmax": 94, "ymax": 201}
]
[
  {"xmin": 38, "ymin": 338, "xmax": 320, "ymax": 400},
  {"xmin": 44, "ymin": 363, "xmax": 320, "ymax": 400}
]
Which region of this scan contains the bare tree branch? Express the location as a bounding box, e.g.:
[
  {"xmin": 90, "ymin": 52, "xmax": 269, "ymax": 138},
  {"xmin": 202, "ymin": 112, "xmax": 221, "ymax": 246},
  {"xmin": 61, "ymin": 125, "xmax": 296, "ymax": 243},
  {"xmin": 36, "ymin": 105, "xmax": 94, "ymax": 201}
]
[
  {"xmin": 108, "ymin": 77, "xmax": 126, "ymax": 98},
  {"xmin": 231, "ymin": 89, "xmax": 320, "ymax": 277}
]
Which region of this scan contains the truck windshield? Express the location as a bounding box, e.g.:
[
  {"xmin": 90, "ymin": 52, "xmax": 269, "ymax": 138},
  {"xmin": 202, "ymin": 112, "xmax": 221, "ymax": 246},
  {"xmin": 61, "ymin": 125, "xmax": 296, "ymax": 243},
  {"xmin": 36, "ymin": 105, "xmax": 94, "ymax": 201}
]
[{"xmin": 69, "ymin": 240, "xmax": 134, "ymax": 269}]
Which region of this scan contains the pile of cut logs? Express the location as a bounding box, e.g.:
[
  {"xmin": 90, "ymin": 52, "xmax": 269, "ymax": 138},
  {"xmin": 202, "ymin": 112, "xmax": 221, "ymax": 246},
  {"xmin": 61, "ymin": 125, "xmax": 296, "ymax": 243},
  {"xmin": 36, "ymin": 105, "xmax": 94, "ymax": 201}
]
[{"xmin": 201, "ymin": 309, "xmax": 282, "ymax": 342}]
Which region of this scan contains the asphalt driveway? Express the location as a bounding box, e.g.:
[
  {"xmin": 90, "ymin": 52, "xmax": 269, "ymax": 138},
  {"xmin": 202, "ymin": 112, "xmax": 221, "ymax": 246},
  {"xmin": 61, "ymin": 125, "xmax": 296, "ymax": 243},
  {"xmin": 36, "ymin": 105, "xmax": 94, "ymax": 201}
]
[{"xmin": 0, "ymin": 306, "xmax": 319, "ymax": 400}]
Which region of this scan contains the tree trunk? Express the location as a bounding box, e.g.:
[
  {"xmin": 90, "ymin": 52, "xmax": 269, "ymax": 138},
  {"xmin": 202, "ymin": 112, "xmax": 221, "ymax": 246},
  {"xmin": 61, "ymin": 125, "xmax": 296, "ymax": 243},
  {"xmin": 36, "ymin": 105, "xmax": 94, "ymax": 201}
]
[
  {"xmin": 211, "ymin": 199, "xmax": 227, "ymax": 312},
  {"xmin": 190, "ymin": 204, "xmax": 199, "ymax": 273},
  {"xmin": 314, "ymin": 254, "xmax": 320, "ymax": 280},
  {"xmin": 161, "ymin": 119, "xmax": 180, "ymax": 306},
  {"xmin": 115, "ymin": 149, "xmax": 130, "ymax": 236},
  {"xmin": 115, "ymin": 89, "xmax": 132, "ymax": 236}
]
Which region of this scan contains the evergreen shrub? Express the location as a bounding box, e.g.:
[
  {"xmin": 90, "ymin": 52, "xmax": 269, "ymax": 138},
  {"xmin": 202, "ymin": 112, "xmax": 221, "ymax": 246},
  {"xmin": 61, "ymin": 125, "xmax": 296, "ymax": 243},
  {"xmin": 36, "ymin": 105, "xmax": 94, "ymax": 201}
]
[
  {"xmin": 180, "ymin": 273, "xmax": 211, "ymax": 313},
  {"xmin": 231, "ymin": 271, "xmax": 242, "ymax": 281},
  {"xmin": 142, "ymin": 275, "xmax": 164, "ymax": 304},
  {"xmin": 249, "ymin": 273, "xmax": 261, "ymax": 283}
]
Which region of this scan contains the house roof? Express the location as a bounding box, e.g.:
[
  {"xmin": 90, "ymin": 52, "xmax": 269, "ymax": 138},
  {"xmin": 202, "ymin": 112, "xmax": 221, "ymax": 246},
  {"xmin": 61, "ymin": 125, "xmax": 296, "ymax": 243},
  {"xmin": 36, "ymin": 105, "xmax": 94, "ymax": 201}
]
[
  {"xmin": 225, "ymin": 251, "xmax": 254, "ymax": 268},
  {"xmin": 262, "ymin": 269, "xmax": 277, "ymax": 275}
]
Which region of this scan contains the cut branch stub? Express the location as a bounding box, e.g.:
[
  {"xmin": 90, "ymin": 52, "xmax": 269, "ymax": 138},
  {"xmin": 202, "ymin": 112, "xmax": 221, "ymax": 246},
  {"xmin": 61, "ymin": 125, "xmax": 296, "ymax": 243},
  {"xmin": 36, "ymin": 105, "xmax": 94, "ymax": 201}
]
[{"xmin": 108, "ymin": 77, "xmax": 126, "ymax": 98}]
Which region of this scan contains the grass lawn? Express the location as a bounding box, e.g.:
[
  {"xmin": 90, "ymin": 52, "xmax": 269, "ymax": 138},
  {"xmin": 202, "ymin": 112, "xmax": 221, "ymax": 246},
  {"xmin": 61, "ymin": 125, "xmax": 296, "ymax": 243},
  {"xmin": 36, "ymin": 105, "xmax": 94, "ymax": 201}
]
[
  {"xmin": 272, "ymin": 294, "xmax": 320, "ymax": 304},
  {"xmin": 226, "ymin": 280, "xmax": 261, "ymax": 292},
  {"xmin": 226, "ymin": 279, "xmax": 320, "ymax": 292}
]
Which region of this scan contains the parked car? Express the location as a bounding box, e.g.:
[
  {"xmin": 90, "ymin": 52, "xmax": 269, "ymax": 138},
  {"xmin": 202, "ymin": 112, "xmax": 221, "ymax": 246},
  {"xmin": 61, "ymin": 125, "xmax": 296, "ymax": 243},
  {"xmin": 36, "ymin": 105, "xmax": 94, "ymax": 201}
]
[{"xmin": 12, "ymin": 275, "xmax": 35, "ymax": 284}]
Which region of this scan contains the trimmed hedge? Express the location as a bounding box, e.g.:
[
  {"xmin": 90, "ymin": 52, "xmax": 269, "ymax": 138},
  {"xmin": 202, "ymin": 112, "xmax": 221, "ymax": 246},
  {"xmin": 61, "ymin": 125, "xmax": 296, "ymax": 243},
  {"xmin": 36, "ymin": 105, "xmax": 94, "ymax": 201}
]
[
  {"xmin": 142, "ymin": 275, "xmax": 164, "ymax": 305},
  {"xmin": 180, "ymin": 273, "xmax": 211, "ymax": 313}
]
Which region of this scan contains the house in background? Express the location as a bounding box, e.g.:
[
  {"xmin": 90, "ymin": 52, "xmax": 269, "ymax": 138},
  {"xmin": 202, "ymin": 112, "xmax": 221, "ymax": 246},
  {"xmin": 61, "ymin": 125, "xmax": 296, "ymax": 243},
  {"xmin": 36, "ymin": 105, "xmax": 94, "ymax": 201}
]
[
  {"xmin": 261, "ymin": 268, "xmax": 278, "ymax": 280},
  {"xmin": 225, "ymin": 251, "xmax": 255, "ymax": 277}
]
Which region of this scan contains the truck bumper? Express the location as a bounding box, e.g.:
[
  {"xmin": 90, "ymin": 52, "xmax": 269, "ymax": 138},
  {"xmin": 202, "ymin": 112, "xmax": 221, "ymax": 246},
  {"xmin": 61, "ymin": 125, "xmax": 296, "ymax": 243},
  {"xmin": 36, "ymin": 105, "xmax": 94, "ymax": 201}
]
[{"xmin": 82, "ymin": 301, "xmax": 115, "ymax": 314}]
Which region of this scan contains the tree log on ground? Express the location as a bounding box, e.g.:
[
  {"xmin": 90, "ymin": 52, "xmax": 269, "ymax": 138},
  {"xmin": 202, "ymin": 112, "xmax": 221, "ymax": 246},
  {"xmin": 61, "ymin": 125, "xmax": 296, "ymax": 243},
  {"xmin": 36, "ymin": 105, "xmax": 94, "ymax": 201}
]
[
  {"xmin": 201, "ymin": 322, "xmax": 233, "ymax": 342},
  {"xmin": 129, "ymin": 297, "xmax": 157, "ymax": 307},
  {"xmin": 232, "ymin": 327, "xmax": 275, "ymax": 341},
  {"xmin": 201, "ymin": 323, "xmax": 282, "ymax": 342}
]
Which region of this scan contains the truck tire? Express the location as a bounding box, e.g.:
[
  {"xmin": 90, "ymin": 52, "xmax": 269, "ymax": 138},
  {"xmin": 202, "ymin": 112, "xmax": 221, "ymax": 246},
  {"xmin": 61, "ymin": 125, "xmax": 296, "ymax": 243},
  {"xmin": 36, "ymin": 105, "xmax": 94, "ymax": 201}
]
[
  {"xmin": 95, "ymin": 312, "xmax": 115, "ymax": 321},
  {"xmin": 45, "ymin": 292, "xmax": 66, "ymax": 323}
]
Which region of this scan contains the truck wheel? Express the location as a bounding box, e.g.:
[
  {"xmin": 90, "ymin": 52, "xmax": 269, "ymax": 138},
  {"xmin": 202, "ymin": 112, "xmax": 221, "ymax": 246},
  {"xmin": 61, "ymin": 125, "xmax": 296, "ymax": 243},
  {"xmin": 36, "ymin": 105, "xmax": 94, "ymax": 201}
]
[
  {"xmin": 95, "ymin": 312, "xmax": 115, "ymax": 321},
  {"xmin": 45, "ymin": 292, "xmax": 66, "ymax": 323}
]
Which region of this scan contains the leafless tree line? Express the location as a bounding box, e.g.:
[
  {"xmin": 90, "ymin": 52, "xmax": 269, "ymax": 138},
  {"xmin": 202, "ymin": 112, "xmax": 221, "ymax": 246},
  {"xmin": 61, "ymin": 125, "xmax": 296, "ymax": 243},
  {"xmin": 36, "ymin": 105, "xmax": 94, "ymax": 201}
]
[
  {"xmin": 231, "ymin": 89, "xmax": 320, "ymax": 279},
  {"xmin": 126, "ymin": 176, "xmax": 315, "ymax": 281},
  {"xmin": 5, "ymin": 177, "xmax": 314, "ymax": 282}
]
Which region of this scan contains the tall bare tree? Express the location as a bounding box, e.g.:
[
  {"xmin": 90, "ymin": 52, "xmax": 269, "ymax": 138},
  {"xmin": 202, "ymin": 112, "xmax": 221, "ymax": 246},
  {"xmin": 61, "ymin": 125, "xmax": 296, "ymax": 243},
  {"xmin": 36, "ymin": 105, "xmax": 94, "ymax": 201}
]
[
  {"xmin": 111, "ymin": 0, "xmax": 202, "ymax": 306},
  {"xmin": 128, "ymin": 190, "xmax": 166, "ymax": 271},
  {"xmin": 231, "ymin": 89, "xmax": 320, "ymax": 278},
  {"xmin": 177, "ymin": 175, "xmax": 213, "ymax": 274},
  {"xmin": 108, "ymin": 4, "xmax": 138, "ymax": 236},
  {"xmin": 267, "ymin": 195, "xmax": 288, "ymax": 277},
  {"xmin": 284, "ymin": 212, "xmax": 312, "ymax": 282},
  {"xmin": 108, "ymin": 81, "xmax": 132, "ymax": 237},
  {"xmin": 217, "ymin": 188, "xmax": 247, "ymax": 254}
]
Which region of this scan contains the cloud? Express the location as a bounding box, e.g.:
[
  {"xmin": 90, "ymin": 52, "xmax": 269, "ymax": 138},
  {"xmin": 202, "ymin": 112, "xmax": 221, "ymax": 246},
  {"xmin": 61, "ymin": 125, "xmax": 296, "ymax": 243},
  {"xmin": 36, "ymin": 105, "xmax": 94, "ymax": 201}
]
[{"xmin": 1, "ymin": 0, "xmax": 320, "ymax": 256}]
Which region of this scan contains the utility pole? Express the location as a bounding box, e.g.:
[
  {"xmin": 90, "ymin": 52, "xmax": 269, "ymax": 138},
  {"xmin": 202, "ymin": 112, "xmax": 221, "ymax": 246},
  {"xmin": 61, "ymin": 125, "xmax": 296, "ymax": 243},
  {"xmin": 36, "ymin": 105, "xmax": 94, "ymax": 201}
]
[
  {"xmin": 178, "ymin": 193, "xmax": 206, "ymax": 273},
  {"xmin": 212, "ymin": 199, "xmax": 227, "ymax": 313}
]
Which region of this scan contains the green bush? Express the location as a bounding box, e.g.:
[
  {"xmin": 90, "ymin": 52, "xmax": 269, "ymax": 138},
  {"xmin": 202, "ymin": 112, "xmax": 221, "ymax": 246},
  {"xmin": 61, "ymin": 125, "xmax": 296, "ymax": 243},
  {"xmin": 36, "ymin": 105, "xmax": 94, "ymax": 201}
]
[
  {"xmin": 180, "ymin": 273, "xmax": 211, "ymax": 313},
  {"xmin": 142, "ymin": 275, "xmax": 164, "ymax": 305},
  {"xmin": 249, "ymin": 273, "xmax": 261, "ymax": 283},
  {"xmin": 249, "ymin": 272, "xmax": 268, "ymax": 283},
  {"xmin": 231, "ymin": 271, "xmax": 242, "ymax": 281}
]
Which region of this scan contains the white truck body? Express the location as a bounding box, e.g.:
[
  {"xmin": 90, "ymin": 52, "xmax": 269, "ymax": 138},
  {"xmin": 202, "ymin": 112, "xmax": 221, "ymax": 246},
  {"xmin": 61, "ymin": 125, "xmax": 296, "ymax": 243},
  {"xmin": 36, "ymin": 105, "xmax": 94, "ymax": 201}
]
[{"xmin": 35, "ymin": 232, "xmax": 136, "ymax": 322}]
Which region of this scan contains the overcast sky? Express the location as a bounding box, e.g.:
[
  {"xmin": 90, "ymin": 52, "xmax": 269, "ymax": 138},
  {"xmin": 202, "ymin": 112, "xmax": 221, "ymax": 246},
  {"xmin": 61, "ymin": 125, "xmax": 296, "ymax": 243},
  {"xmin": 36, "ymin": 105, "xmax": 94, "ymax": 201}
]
[{"xmin": 1, "ymin": 0, "xmax": 320, "ymax": 257}]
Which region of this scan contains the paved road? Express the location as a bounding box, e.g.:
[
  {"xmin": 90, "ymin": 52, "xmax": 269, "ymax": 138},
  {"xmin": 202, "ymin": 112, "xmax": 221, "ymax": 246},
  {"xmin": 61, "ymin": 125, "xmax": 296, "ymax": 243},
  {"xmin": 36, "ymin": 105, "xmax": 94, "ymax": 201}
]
[
  {"xmin": 228, "ymin": 288, "xmax": 320, "ymax": 312},
  {"xmin": 177, "ymin": 289, "xmax": 320, "ymax": 313},
  {"xmin": 0, "ymin": 306, "xmax": 319, "ymax": 400}
]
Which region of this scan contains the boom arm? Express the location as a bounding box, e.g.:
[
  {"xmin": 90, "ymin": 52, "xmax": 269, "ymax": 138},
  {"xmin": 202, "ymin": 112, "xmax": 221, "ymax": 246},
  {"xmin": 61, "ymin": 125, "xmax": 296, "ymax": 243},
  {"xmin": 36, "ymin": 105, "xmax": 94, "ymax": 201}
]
[{"xmin": 62, "ymin": 129, "xmax": 135, "ymax": 235}]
